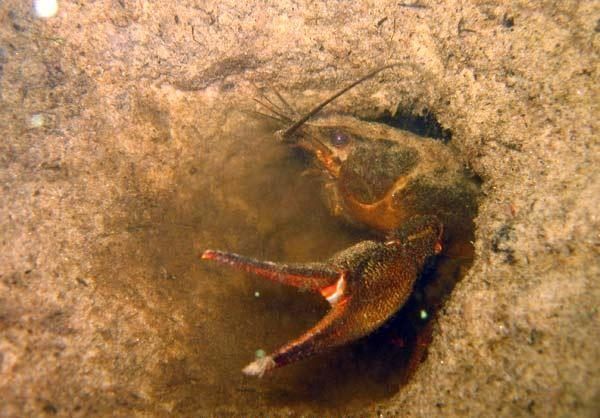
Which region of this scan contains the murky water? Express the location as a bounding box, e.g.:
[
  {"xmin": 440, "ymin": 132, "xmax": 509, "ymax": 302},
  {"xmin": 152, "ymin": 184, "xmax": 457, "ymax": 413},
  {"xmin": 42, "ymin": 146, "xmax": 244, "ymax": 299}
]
[{"xmin": 90, "ymin": 104, "xmax": 475, "ymax": 415}]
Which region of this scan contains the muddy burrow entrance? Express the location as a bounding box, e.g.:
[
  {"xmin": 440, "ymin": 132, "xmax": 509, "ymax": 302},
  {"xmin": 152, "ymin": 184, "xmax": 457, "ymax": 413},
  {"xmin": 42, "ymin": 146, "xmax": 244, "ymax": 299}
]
[{"xmin": 89, "ymin": 81, "xmax": 479, "ymax": 415}]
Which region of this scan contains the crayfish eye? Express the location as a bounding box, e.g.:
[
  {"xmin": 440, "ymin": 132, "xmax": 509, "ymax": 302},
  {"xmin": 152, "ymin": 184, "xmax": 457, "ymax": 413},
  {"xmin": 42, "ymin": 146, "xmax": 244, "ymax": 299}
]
[{"xmin": 330, "ymin": 130, "xmax": 350, "ymax": 148}]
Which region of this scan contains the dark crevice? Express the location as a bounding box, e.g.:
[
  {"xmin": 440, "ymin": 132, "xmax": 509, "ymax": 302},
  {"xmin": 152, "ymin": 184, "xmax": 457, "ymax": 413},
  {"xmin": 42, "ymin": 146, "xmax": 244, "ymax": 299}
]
[{"xmin": 373, "ymin": 107, "xmax": 452, "ymax": 143}]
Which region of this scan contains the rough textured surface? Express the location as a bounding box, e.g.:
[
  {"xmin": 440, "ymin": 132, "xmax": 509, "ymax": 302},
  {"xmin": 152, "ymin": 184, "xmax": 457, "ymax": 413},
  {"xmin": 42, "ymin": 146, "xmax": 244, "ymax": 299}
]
[{"xmin": 0, "ymin": 1, "xmax": 598, "ymax": 417}]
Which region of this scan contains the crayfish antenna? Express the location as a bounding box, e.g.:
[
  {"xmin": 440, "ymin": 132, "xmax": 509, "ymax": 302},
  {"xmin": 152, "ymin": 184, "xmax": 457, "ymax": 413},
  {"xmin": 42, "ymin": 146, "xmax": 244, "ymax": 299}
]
[{"xmin": 281, "ymin": 64, "xmax": 400, "ymax": 139}]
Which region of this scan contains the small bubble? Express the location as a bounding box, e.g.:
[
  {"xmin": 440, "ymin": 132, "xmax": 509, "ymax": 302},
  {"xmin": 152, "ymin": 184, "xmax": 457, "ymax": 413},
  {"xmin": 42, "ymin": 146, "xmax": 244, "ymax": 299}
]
[
  {"xmin": 419, "ymin": 309, "xmax": 428, "ymax": 320},
  {"xmin": 255, "ymin": 349, "xmax": 266, "ymax": 359},
  {"xmin": 254, "ymin": 291, "xmax": 260, "ymax": 297},
  {"xmin": 34, "ymin": 0, "xmax": 59, "ymax": 18},
  {"xmin": 30, "ymin": 114, "xmax": 44, "ymax": 128}
]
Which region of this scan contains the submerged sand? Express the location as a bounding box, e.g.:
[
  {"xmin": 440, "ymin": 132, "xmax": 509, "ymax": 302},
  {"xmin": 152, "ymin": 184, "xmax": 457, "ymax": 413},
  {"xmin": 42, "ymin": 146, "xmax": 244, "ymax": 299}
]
[{"xmin": 0, "ymin": 1, "xmax": 598, "ymax": 416}]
